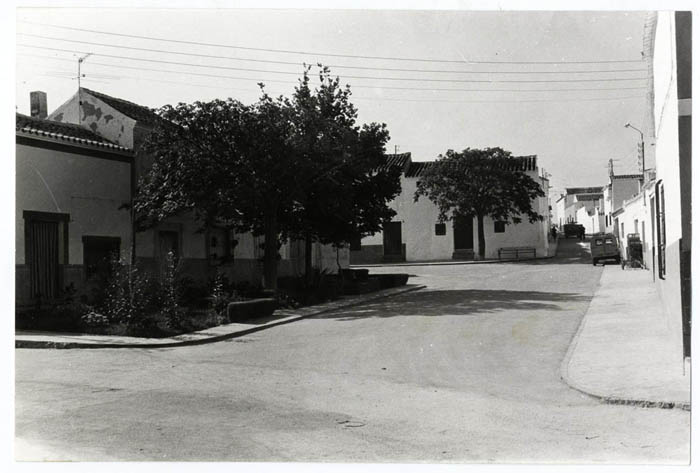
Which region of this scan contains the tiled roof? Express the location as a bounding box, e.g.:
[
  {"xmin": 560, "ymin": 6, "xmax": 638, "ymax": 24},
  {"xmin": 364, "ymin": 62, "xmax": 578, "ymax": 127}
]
[
  {"xmin": 405, "ymin": 155, "xmax": 537, "ymax": 178},
  {"xmin": 16, "ymin": 113, "xmax": 131, "ymax": 152},
  {"xmin": 575, "ymin": 193, "xmax": 603, "ymax": 201},
  {"xmin": 612, "ymin": 174, "xmax": 643, "ymax": 180},
  {"xmin": 566, "ymin": 186, "xmax": 604, "ymax": 195},
  {"xmin": 383, "ymin": 152, "xmax": 412, "ymax": 169},
  {"xmin": 405, "ymin": 161, "xmax": 436, "ymax": 177},
  {"xmin": 506, "ymin": 155, "xmax": 538, "ymax": 172},
  {"xmin": 82, "ymin": 87, "xmax": 162, "ymax": 126}
]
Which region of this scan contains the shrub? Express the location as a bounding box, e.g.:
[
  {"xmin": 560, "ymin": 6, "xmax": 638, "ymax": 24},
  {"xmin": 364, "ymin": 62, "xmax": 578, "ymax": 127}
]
[
  {"xmin": 160, "ymin": 251, "xmax": 186, "ymax": 330},
  {"xmin": 101, "ymin": 255, "xmax": 154, "ymax": 327},
  {"xmin": 81, "ymin": 309, "xmax": 110, "ymax": 327}
]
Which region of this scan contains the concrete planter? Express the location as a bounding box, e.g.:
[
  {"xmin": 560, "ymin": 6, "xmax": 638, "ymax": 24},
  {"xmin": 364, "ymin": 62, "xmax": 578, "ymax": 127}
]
[
  {"xmin": 376, "ymin": 273, "xmax": 409, "ymax": 289},
  {"xmin": 226, "ymin": 298, "xmax": 278, "ymax": 323},
  {"xmin": 343, "ymin": 277, "xmax": 381, "ymax": 295}
]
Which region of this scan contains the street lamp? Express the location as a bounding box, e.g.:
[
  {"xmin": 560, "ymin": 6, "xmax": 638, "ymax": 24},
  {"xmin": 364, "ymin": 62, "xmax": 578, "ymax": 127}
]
[{"xmin": 624, "ymin": 122, "xmax": 645, "ymax": 183}]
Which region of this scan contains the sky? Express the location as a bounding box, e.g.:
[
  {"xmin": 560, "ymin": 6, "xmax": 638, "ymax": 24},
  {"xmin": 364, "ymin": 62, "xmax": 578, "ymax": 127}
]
[{"xmin": 15, "ymin": 8, "xmax": 651, "ymax": 196}]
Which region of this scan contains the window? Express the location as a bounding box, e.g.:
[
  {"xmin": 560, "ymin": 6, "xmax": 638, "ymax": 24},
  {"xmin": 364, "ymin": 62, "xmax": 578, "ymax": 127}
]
[
  {"xmin": 83, "ymin": 236, "xmax": 120, "ymax": 279},
  {"xmin": 158, "ymin": 230, "xmax": 180, "ymax": 269},
  {"xmin": 595, "ymin": 239, "xmax": 604, "ymax": 246},
  {"xmin": 657, "ymin": 182, "xmax": 666, "ymax": 279},
  {"xmin": 494, "ymin": 221, "xmax": 506, "ymax": 233},
  {"xmin": 207, "ymin": 227, "xmax": 230, "ymax": 265},
  {"xmin": 435, "ymin": 223, "xmax": 446, "ymax": 236}
]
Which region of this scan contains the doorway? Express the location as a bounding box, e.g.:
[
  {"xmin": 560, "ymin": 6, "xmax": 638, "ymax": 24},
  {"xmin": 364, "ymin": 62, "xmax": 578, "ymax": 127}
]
[{"xmin": 382, "ymin": 221, "xmax": 404, "ymax": 262}]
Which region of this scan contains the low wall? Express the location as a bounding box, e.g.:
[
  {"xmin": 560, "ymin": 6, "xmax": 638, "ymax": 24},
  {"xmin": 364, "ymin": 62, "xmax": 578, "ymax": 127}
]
[{"xmin": 350, "ymin": 244, "xmax": 384, "ymax": 265}]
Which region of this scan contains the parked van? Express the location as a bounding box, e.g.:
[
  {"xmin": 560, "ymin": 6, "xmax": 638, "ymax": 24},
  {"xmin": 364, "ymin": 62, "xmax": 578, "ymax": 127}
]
[{"xmin": 591, "ymin": 233, "xmax": 620, "ymax": 266}]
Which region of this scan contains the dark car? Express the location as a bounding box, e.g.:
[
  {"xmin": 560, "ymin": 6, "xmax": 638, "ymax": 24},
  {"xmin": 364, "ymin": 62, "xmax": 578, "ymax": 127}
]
[{"xmin": 563, "ymin": 223, "xmax": 585, "ymax": 239}]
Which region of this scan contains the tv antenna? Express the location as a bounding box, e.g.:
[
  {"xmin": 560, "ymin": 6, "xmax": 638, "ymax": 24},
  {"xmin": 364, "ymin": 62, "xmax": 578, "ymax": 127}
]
[{"xmin": 76, "ymin": 53, "xmax": 92, "ymax": 90}]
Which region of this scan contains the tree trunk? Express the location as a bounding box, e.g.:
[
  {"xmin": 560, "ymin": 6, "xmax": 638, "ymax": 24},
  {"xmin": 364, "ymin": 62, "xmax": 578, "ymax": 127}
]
[
  {"xmin": 304, "ymin": 232, "xmax": 313, "ymax": 286},
  {"xmin": 477, "ymin": 214, "xmax": 486, "ymax": 260},
  {"xmin": 263, "ymin": 213, "xmax": 279, "ymax": 291}
]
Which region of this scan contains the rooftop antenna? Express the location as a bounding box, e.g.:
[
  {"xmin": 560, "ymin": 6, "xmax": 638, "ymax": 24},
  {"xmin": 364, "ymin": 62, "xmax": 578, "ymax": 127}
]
[
  {"xmin": 76, "ymin": 53, "xmax": 92, "ymax": 91},
  {"xmin": 394, "ymin": 145, "xmax": 400, "ymax": 155},
  {"xmin": 76, "ymin": 53, "xmax": 91, "ymax": 126}
]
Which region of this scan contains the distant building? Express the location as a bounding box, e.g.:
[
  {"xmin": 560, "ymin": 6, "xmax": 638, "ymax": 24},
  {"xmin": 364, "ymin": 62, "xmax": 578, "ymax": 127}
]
[
  {"xmin": 603, "ymin": 172, "xmax": 643, "ymax": 235},
  {"xmin": 350, "ymin": 153, "xmax": 551, "ymax": 263},
  {"xmin": 554, "ymin": 186, "xmax": 604, "ymax": 230}
]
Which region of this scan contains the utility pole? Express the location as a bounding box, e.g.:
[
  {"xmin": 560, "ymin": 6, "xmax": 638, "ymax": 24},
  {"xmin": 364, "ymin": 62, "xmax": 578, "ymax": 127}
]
[{"xmin": 624, "ymin": 122, "xmax": 645, "ymax": 183}]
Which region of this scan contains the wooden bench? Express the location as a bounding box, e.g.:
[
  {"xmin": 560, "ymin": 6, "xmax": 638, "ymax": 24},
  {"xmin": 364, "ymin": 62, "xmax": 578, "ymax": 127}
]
[{"xmin": 498, "ymin": 247, "xmax": 536, "ymax": 260}]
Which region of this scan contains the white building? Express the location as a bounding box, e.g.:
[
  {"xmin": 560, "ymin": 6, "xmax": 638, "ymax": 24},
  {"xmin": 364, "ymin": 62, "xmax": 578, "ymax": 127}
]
[
  {"xmin": 613, "ymin": 11, "xmax": 691, "ymax": 363},
  {"xmin": 350, "ymin": 153, "xmax": 551, "ymax": 263}
]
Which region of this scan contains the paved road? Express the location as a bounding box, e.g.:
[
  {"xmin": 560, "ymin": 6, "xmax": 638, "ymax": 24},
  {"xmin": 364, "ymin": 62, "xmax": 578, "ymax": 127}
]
[{"xmin": 15, "ymin": 239, "xmax": 690, "ymax": 462}]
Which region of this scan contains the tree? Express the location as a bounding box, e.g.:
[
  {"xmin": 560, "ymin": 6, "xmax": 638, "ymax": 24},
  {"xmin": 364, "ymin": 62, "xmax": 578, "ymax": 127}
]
[
  {"xmin": 289, "ymin": 67, "xmax": 401, "ymax": 279},
  {"xmin": 414, "ymin": 147, "xmax": 545, "ymax": 259},
  {"xmin": 134, "ymin": 93, "xmax": 306, "ymax": 290},
  {"xmin": 134, "ymin": 66, "xmax": 400, "ymax": 290}
]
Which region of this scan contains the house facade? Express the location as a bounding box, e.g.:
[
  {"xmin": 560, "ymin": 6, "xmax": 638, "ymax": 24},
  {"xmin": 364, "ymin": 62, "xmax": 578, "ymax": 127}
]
[
  {"xmin": 612, "ymin": 11, "xmax": 691, "ymax": 363},
  {"xmin": 350, "ymin": 153, "xmax": 551, "ymax": 263},
  {"xmin": 16, "ymin": 112, "xmax": 133, "ymax": 308},
  {"xmin": 645, "ymin": 11, "xmax": 691, "ymax": 360},
  {"xmin": 18, "ymin": 88, "xmax": 347, "ymax": 306}
]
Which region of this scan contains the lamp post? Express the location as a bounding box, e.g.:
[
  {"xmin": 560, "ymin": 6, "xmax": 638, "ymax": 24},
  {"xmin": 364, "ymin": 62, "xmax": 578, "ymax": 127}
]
[{"xmin": 624, "ymin": 122, "xmax": 645, "ymax": 183}]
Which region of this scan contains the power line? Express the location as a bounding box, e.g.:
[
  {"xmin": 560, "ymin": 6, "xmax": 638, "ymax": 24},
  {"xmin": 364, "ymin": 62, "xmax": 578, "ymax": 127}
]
[
  {"xmin": 19, "ymin": 20, "xmax": 646, "ymax": 65},
  {"xmin": 18, "ymin": 32, "xmax": 648, "ymax": 76},
  {"xmin": 26, "ymin": 66, "xmax": 646, "ymax": 104},
  {"xmin": 17, "ymin": 44, "xmax": 648, "ymax": 84},
  {"xmin": 19, "ymin": 53, "xmax": 648, "ymax": 94},
  {"xmin": 352, "ymin": 95, "xmax": 646, "ymax": 104}
]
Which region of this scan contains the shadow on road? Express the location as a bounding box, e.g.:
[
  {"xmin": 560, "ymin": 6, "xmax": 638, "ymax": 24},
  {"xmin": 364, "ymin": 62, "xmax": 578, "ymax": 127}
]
[
  {"xmin": 515, "ymin": 238, "xmax": 592, "ymax": 266},
  {"xmin": 318, "ymin": 288, "xmax": 589, "ymax": 321}
]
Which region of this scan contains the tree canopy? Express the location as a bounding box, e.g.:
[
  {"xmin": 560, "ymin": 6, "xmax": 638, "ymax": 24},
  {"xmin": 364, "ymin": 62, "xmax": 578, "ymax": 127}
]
[
  {"xmin": 414, "ymin": 147, "xmax": 545, "ymax": 259},
  {"xmin": 134, "ymin": 66, "xmax": 400, "ymax": 289}
]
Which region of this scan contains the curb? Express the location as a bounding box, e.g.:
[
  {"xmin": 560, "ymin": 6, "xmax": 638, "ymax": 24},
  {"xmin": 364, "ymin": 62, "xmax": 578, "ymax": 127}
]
[
  {"xmin": 559, "ymin": 268, "xmax": 690, "ymax": 412},
  {"xmin": 351, "ymin": 254, "xmax": 556, "ymax": 268},
  {"xmin": 15, "ymin": 284, "xmax": 427, "ymax": 350}
]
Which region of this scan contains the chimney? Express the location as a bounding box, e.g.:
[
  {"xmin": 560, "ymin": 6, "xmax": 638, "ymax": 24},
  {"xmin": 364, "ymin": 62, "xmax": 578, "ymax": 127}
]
[{"xmin": 30, "ymin": 91, "xmax": 47, "ymax": 119}]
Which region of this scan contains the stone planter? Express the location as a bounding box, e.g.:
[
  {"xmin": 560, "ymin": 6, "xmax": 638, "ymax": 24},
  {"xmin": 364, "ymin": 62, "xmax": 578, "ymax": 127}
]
[
  {"xmin": 375, "ymin": 273, "xmax": 409, "ymax": 289},
  {"xmin": 226, "ymin": 298, "xmax": 278, "ymax": 323}
]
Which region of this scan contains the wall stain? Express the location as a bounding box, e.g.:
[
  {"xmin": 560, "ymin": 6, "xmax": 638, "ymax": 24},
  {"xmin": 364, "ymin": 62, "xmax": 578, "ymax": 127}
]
[
  {"xmin": 89, "ymin": 122, "xmax": 99, "ymax": 133},
  {"xmin": 81, "ymin": 101, "xmax": 103, "ymax": 121},
  {"xmin": 104, "ymin": 114, "xmax": 114, "ymax": 124},
  {"xmin": 53, "ymin": 113, "xmax": 64, "ymax": 122}
]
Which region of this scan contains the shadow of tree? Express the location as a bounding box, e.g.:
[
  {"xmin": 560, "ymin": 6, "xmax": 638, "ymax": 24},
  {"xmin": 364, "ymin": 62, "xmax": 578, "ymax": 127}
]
[{"xmin": 316, "ymin": 288, "xmax": 590, "ymax": 321}]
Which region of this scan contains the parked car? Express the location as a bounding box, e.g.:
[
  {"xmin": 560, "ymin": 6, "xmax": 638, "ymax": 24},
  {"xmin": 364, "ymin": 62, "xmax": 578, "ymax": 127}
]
[
  {"xmin": 591, "ymin": 233, "xmax": 621, "ymax": 266},
  {"xmin": 563, "ymin": 223, "xmax": 585, "ymax": 239}
]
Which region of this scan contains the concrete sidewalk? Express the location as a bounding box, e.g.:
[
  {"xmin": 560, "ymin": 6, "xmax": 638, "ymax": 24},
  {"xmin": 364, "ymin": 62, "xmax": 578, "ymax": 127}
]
[
  {"xmin": 353, "ymin": 237, "xmax": 559, "ymax": 268},
  {"xmin": 16, "ymin": 284, "xmax": 425, "ymax": 349},
  {"xmin": 561, "ymin": 264, "xmax": 690, "ymax": 410}
]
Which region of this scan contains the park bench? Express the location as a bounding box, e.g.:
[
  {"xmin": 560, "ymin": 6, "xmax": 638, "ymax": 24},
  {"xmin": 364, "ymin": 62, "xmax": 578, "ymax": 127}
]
[{"xmin": 497, "ymin": 247, "xmax": 536, "ymax": 260}]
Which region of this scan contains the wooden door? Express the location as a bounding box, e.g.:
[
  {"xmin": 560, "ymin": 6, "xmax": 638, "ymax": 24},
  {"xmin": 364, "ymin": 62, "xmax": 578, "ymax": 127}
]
[
  {"xmin": 28, "ymin": 220, "xmax": 60, "ymax": 300},
  {"xmin": 453, "ymin": 215, "xmax": 474, "ymax": 250},
  {"xmin": 383, "ymin": 222, "xmax": 402, "ymax": 256}
]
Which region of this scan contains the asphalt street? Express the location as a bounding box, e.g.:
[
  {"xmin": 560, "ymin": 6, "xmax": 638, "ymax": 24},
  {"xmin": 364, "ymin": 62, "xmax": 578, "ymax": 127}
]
[{"xmin": 15, "ymin": 239, "xmax": 690, "ymax": 463}]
